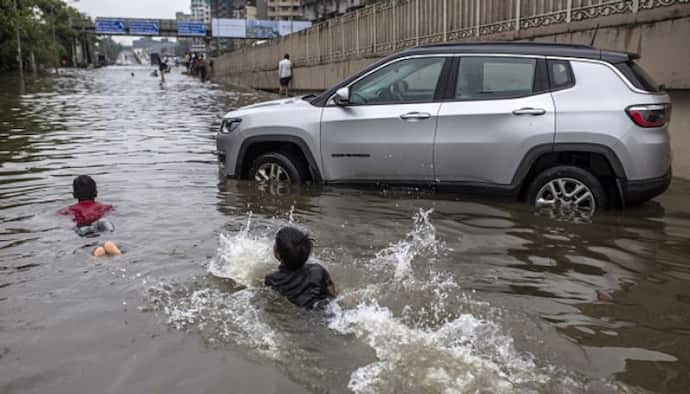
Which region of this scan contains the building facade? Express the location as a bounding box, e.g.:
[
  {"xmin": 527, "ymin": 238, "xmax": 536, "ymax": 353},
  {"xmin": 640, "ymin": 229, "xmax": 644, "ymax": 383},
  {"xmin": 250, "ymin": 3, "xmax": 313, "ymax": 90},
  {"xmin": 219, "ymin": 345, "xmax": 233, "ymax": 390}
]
[
  {"xmin": 190, "ymin": 0, "xmax": 211, "ymax": 53},
  {"xmin": 267, "ymin": 0, "xmax": 304, "ymax": 20},
  {"xmin": 210, "ymin": 0, "xmax": 248, "ymax": 18},
  {"xmin": 191, "ymin": 0, "xmax": 211, "ymax": 24},
  {"xmin": 209, "ymin": 1, "xmax": 254, "ymax": 55},
  {"xmin": 303, "ymin": 0, "xmax": 371, "ymax": 22}
]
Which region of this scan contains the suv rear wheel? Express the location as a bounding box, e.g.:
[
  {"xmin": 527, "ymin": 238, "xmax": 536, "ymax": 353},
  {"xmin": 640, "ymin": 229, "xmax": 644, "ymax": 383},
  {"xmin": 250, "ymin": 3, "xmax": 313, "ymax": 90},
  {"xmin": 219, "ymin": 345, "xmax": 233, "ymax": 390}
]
[
  {"xmin": 248, "ymin": 152, "xmax": 308, "ymax": 184},
  {"xmin": 527, "ymin": 166, "xmax": 606, "ymax": 216}
]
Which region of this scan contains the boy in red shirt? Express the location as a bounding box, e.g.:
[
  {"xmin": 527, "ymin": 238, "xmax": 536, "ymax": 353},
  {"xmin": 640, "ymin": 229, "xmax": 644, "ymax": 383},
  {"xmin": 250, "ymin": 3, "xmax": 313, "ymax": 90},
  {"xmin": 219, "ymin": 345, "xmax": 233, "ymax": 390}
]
[{"xmin": 60, "ymin": 175, "xmax": 121, "ymax": 257}]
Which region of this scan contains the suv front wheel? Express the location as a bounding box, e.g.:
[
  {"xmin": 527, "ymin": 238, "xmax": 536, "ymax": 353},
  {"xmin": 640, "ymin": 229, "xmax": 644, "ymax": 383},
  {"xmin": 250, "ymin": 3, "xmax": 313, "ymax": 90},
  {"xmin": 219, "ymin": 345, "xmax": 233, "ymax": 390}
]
[
  {"xmin": 248, "ymin": 152, "xmax": 308, "ymax": 184},
  {"xmin": 526, "ymin": 166, "xmax": 606, "ymax": 216}
]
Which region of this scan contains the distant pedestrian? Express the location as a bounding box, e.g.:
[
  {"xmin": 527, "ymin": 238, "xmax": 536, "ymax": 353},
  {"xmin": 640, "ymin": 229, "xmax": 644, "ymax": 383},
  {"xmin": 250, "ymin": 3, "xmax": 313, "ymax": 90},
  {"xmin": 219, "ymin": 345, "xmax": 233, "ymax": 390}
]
[
  {"xmin": 158, "ymin": 55, "xmax": 168, "ymax": 83},
  {"xmin": 183, "ymin": 52, "xmax": 189, "ymax": 71},
  {"xmin": 199, "ymin": 55, "xmax": 208, "ymax": 82},
  {"xmin": 278, "ymin": 53, "xmax": 292, "ymax": 97}
]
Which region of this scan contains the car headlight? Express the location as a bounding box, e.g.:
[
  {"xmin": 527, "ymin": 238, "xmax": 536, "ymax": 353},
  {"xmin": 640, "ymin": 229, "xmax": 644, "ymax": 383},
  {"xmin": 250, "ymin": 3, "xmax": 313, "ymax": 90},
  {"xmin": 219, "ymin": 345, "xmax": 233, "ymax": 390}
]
[{"xmin": 220, "ymin": 118, "xmax": 242, "ymax": 134}]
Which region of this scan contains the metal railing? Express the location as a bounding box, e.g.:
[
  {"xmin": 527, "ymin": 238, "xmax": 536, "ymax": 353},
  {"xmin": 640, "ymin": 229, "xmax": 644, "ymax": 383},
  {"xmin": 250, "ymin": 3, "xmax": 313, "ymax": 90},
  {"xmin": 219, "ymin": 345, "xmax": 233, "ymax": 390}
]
[{"xmin": 224, "ymin": 0, "xmax": 689, "ymax": 73}]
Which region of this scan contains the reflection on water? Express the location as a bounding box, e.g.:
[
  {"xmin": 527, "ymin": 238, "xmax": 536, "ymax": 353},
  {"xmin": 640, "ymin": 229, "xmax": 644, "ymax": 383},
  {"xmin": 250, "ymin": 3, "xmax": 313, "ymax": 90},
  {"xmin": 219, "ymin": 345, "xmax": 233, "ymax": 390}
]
[{"xmin": 1, "ymin": 67, "xmax": 690, "ymax": 394}]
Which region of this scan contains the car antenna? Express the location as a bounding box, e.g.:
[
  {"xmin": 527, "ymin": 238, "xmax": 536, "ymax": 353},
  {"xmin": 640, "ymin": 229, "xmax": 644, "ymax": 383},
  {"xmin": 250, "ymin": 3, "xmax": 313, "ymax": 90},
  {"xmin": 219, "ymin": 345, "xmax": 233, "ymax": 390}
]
[{"xmin": 590, "ymin": 23, "xmax": 601, "ymax": 47}]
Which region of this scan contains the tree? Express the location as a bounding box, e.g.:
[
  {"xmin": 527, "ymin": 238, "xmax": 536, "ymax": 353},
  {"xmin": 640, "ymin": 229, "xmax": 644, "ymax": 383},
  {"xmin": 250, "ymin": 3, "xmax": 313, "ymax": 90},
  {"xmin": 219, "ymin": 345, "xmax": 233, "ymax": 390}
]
[
  {"xmin": 94, "ymin": 36, "xmax": 123, "ymax": 64},
  {"xmin": 0, "ymin": 0, "xmax": 95, "ymax": 71}
]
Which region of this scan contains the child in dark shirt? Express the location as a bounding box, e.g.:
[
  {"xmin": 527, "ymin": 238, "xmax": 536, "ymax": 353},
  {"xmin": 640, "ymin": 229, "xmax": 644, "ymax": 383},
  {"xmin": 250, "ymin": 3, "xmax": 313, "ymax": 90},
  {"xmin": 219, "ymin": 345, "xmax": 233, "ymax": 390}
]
[
  {"xmin": 265, "ymin": 227, "xmax": 337, "ymax": 309},
  {"xmin": 59, "ymin": 175, "xmax": 121, "ymax": 257}
]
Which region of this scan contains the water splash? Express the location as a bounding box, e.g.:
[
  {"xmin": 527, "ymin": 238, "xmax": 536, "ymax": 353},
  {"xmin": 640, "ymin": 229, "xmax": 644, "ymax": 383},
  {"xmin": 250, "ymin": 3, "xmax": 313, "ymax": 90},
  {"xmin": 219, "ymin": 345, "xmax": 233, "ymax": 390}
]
[
  {"xmin": 326, "ymin": 210, "xmax": 577, "ymax": 393},
  {"xmin": 207, "ymin": 213, "xmax": 277, "ymax": 287},
  {"xmin": 147, "ymin": 282, "xmax": 283, "ymax": 358},
  {"xmin": 148, "ymin": 209, "xmax": 597, "ymax": 392},
  {"xmin": 327, "ymin": 300, "xmax": 546, "ymax": 394},
  {"xmin": 373, "ymin": 208, "xmax": 442, "ymax": 280}
]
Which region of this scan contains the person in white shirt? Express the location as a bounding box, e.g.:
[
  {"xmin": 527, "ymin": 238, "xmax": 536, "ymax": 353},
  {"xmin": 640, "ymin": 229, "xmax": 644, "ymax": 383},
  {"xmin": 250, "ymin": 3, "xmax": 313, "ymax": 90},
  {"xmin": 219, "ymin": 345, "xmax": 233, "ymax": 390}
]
[{"xmin": 278, "ymin": 53, "xmax": 293, "ymax": 97}]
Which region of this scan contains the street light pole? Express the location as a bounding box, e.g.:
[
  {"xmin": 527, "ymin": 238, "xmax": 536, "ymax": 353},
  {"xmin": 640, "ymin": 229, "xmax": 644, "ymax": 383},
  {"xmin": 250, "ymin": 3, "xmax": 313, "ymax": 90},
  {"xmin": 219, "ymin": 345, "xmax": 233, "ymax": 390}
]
[
  {"xmin": 69, "ymin": 15, "xmax": 77, "ymax": 67},
  {"xmin": 67, "ymin": 0, "xmax": 79, "ymax": 67},
  {"xmin": 51, "ymin": 5, "xmax": 59, "ymax": 74},
  {"xmin": 14, "ymin": 0, "xmax": 24, "ymax": 80}
]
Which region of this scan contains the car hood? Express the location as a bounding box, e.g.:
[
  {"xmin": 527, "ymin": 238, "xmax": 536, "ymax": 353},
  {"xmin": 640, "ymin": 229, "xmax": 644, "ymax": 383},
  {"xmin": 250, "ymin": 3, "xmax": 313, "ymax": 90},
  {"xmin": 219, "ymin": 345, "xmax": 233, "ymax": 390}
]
[{"xmin": 224, "ymin": 97, "xmax": 311, "ymax": 118}]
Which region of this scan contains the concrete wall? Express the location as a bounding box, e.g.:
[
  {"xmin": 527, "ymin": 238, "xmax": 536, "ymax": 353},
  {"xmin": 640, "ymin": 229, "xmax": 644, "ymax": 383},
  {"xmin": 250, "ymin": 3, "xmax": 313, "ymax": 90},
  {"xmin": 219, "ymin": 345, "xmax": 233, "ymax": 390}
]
[
  {"xmin": 213, "ymin": 57, "xmax": 378, "ymax": 91},
  {"xmin": 669, "ymin": 91, "xmax": 690, "ymax": 179},
  {"xmin": 214, "ymin": 6, "xmax": 690, "ymax": 91}
]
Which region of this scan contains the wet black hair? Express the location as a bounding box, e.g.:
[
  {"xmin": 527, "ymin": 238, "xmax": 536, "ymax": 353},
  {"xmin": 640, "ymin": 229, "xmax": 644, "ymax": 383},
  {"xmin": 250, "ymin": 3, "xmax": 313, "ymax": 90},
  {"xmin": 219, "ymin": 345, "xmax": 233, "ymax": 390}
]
[
  {"xmin": 72, "ymin": 175, "xmax": 97, "ymax": 201},
  {"xmin": 284, "ymin": 53, "xmax": 290, "ymax": 59},
  {"xmin": 274, "ymin": 227, "xmax": 312, "ymax": 270}
]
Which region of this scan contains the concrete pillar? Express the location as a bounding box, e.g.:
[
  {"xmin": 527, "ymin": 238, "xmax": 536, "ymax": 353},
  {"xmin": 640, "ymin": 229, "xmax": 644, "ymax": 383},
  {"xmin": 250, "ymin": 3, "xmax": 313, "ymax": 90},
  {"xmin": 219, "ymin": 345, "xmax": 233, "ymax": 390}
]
[
  {"xmin": 476, "ymin": 0, "xmax": 480, "ymax": 36},
  {"xmin": 356, "ymin": 10, "xmax": 360, "ymax": 55},
  {"xmin": 394, "ymin": 0, "xmax": 398, "ymax": 48},
  {"xmin": 414, "ymin": 0, "xmax": 419, "ymax": 45},
  {"xmin": 373, "ymin": 5, "xmax": 377, "ymax": 53},
  {"xmin": 341, "ymin": 17, "xmax": 345, "ymax": 59},
  {"xmin": 516, "ymin": 0, "xmax": 521, "ymax": 31},
  {"xmin": 443, "ymin": 0, "xmax": 447, "ymax": 41}
]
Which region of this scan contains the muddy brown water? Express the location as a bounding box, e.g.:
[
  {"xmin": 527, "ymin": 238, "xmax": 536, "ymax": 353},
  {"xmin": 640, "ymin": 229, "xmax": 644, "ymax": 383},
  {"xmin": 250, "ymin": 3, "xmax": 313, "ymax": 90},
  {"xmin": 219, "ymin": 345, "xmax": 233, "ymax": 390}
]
[{"xmin": 1, "ymin": 67, "xmax": 689, "ymax": 394}]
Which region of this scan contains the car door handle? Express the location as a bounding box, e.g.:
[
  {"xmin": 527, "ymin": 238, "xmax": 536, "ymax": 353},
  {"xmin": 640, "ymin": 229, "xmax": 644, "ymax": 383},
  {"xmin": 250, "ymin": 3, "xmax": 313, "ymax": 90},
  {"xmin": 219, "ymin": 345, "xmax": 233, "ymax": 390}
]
[
  {"xmin": 512, "ymin": 107, "xmax": 546, "ymax": 116},
  {"xmin": 400, "ymin": 112, "xmax": 431, "ymax": 121}
]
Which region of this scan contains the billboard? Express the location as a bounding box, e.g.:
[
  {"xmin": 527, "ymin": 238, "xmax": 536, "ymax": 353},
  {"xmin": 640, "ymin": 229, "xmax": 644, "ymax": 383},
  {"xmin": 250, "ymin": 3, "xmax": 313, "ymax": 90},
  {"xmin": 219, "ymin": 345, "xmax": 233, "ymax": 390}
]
[
  {"xmin": 247, "ymin": 20, "xmax": 279, "ymax": 39},
  {"xmin": 212, "ymin": 18, "xmax": 312, "ymax": 39},
  {"xmin": 178, "ymin": 21, "xmax": 206, "ymax": 37},
  {"xmin": 95, "ymin": 19, "xmax": 126, "ymax": 34},
  {"xmin": 211, "ymin": 18, "xmax": 246, "ymax": 38},
  {"xmin": 277, "ymin": 21, "xmax": 312, "ymax": 37},
  {"xmin": 129, "ymin": 20, "xmax": 160, "ymax": 35}
]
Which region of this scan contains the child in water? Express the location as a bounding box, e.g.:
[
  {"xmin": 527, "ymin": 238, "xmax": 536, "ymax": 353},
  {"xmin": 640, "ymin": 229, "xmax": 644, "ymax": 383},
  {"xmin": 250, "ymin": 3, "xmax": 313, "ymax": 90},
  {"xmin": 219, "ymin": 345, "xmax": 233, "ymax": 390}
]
[
  {"xmin": 265, "ymin": 227, "xmax": 337, "ymax": 309},
  {"xmin": 59, "ymin": 175, "xmax": 121, "ymax": 257}
]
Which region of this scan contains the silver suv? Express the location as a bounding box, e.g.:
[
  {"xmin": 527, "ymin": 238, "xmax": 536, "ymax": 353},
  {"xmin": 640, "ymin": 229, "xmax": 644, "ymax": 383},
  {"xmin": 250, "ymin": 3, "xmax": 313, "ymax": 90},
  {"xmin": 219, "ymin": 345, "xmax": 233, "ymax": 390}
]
[{"xmin": 217, "ymin": 43, "xmax": 672, "ymax": 214}]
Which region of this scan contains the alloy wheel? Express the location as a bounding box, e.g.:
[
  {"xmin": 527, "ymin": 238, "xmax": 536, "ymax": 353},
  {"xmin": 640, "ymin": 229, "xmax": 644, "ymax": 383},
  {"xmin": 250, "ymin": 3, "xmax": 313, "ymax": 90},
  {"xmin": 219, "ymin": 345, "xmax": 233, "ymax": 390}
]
[
  {"xmin": 254, "ymin": 162, "xmax": 291, "ymax": 183},
  {"xmin": 535, "ymin": 177, "xmax": 596, "ymax": 214}
]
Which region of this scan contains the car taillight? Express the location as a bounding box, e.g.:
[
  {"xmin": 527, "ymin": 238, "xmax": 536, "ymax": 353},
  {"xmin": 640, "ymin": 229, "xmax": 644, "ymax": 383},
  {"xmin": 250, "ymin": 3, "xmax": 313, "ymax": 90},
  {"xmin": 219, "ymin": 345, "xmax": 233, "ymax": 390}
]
[{"xmin": 626, "ymin": 104, "xmax": 670, "ymax": 128}]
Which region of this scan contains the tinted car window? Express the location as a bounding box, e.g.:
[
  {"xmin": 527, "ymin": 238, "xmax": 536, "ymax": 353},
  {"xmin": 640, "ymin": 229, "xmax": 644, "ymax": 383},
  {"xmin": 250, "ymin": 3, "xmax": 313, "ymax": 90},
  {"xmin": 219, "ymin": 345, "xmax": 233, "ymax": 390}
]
[
  {"xmin": 548, "ymin": 60, "xmax": 574, "ymax": 90},
  {"xmin": 615, "ymin": 61, "xmax": 660, "ymax": 92},
  {"xmin": 456, "ymin": 57, "xmax": 536, "ymax": 100},
  {"xmin": 349, "ymin": 57, "xmax": 446, "ymax": 105}
]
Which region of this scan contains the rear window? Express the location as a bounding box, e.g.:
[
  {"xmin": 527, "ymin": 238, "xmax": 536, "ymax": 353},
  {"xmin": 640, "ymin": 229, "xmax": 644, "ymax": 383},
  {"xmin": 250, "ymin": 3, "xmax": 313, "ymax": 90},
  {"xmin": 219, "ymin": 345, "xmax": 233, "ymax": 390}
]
[
  {"xmin": 548, "ymin": 60, "xmax": 574, "ymax": 90},
  {"xmin": 615, "ymin": 61, "xmax": 660, "ymax": 92}
]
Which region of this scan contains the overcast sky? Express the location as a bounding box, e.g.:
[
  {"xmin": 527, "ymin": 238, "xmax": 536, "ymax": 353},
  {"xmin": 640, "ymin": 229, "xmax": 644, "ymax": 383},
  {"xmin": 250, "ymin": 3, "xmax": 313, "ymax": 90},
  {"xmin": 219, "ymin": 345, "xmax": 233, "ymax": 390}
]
[
  {"xmin": 72, "ymin": 0, "xmax": 192, "ymax": 44},
  {"xmin": 72, "ymin": 0, "xmax": 191, "ymax": 20}
]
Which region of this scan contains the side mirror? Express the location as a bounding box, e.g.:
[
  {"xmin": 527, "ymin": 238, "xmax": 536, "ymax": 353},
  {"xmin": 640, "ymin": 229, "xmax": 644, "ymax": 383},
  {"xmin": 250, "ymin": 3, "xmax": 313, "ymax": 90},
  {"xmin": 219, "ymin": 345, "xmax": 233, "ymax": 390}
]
[{"xmin": 334, "ymin": 87, "xmax": 350, "ymax": 106}]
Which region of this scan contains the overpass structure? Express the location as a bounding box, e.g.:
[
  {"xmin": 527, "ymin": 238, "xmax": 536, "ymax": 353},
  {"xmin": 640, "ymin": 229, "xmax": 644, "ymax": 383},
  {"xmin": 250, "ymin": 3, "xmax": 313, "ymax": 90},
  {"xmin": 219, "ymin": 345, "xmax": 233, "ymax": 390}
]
[
  {"xmin": 82, "ymin": 17, "xmax": 312, "ymax": 39},
  {"xmin": 79, "ymin": 18, "xmax": 208, "ymax": 38}
]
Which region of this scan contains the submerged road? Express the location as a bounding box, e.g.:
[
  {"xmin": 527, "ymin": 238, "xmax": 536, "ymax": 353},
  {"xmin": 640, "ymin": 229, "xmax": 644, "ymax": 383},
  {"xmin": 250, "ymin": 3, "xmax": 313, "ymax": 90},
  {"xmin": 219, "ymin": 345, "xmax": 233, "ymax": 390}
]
[{"xmin": 1, "ymin": 67, "xmax": 689, "ymax": 393}]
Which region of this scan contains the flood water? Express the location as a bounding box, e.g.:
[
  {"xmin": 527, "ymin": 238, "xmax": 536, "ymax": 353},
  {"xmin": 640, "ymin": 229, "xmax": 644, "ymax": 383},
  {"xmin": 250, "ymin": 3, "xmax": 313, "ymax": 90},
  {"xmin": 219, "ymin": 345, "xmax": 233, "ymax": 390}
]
[{"xmin": 1, "ymin": 66, "xmax": 689, "ymax": 394}]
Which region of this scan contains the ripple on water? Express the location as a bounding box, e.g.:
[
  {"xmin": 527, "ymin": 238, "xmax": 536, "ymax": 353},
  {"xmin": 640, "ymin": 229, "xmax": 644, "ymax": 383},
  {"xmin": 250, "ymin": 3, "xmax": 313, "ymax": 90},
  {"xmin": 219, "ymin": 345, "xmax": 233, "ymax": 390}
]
[{"xmin": 145, "ymin": 209, "xmax": 630, "ymax": 393}]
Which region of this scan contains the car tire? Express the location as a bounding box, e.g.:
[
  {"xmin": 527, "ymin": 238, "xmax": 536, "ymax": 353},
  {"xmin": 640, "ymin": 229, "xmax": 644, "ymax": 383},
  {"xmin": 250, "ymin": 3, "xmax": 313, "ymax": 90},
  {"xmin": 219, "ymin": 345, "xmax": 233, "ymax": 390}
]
[
  {"xmin": 248, "ymin": 152, "xmax": 308, "ymax": 184},
  {"xmin": 526, "ymin": 166, "xmax": 607, "ymax": 214}
]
